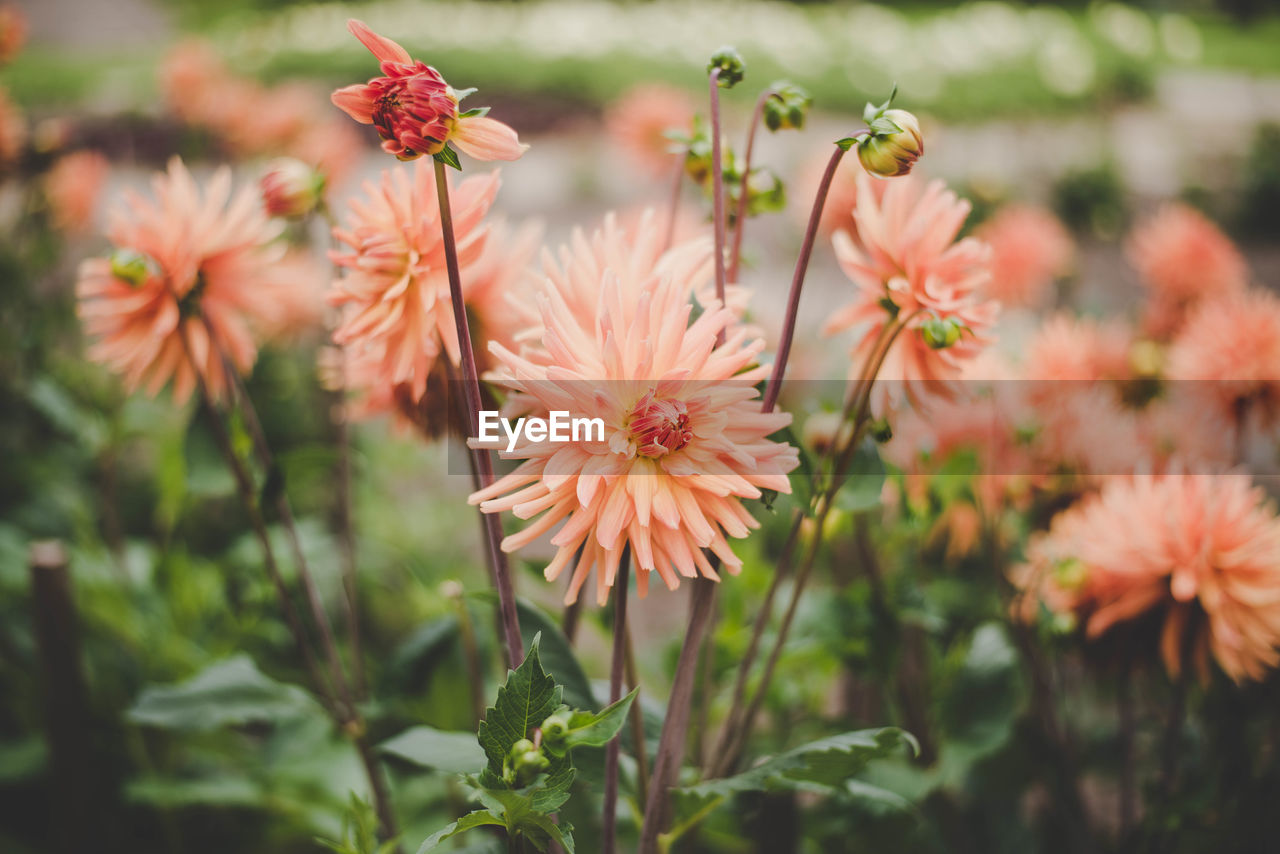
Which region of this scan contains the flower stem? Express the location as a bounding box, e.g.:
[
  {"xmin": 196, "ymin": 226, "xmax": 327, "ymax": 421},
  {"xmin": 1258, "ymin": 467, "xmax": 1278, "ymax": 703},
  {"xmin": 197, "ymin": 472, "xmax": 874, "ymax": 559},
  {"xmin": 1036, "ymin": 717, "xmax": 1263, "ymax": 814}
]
[
  {"xmin": 433, "ymin": 157, "xmax": 524, "ymax": 669},
  {"xmin": 625, "ymin": 626, "xmax": 649, "ymax": 813},
  {"xmin": 662, "ymin": 158, "xmax": 684, "ymax": 254},
  {"xmin": 639, "ymin": 577, "xmax": 718, "ymax": 854},
  {"xmin": 708, "ymin": 69, "xmax": 727, "ymax": 316},
  {"xmin": 602, "ymin": 550, "xmax": 631, "ymax": 854},
  {"xmin": 174, "ymin": 322, "xmax": 400, "ymax": 845},
  {"xmin": 1118, "ymin": 657, "xmax": 1135, "ymax": 840},
  {"xmin": 760, "ymin": 145, "xmax": 845, "ymax": 414},
  {"xmin": 727, "ymin": 89, "xmax": 773, "ymax": 284}
]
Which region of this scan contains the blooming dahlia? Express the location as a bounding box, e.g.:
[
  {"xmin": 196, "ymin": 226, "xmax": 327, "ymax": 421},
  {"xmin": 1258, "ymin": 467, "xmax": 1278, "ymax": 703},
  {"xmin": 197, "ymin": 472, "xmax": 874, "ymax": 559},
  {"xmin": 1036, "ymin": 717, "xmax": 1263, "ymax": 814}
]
[
  {"xmin": 45, "ymin": 150, "xmax": 109, "ymax": 234},
  {"xmin": 823, "ymin": 172, "xmax": 997, "ymax": 413},
  {"xmin": 77, "ymin": 158, "xmax": 292, "ymax": 403},
  {"xmin": 605, "ymin": 83, "xmax": 697, "ymax": 178},
  {"xmin": 332, "ymin": 19, "xmax": 526, "ymax": 162},
  {"xmin": 469, "ymin": 215, "xmax": 798, "ymax": 605},
  {"xmin": 1013, "ymin": 473, "xmax": 1280, "ymax": 683},
  {"xmin": 329, "ymin": 160, "xmax": 499, "ymax": 404}
]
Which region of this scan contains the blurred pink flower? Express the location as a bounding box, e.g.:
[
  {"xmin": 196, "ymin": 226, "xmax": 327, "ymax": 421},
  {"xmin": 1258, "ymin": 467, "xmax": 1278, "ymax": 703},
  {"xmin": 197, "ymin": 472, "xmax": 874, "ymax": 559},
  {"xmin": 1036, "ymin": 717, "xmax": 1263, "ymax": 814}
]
[
  {"xmin": 1166, "ymin": 288, "xmax": 1280, "ymax": 432},
  {"xmin": 260, "ymin": 157, "xmax": 325, "ymax": 219},
  {"xmin": 77, "ymin": 158, "xmax": 288, "ymax": 403},
  {"xmin": 1013, "ymin": 472, "xmax": 1280, "ymax": 683},
  {"xmin": 1127, "ymin": 203, "xmax": 1247, "ymax": 339},
  {"xmin": 793, "ymin": 148, "xmax": 888, "ymax": 238},
  {"xmin": 45, "ymin": 150, "xmax": 109, "ymax": 234},
  {"xmin": 329, "ymin": 161, "xmax": 499, "ymax": 403},
  {"xmin": 605, "ymin": 84, "xmax": 697, "ymax": 178},
  {"xmin": 0, "ymin": 86, "xmax": 25, "ymax": 170},
  {"xmin": 975, "ymin": 204, "xmax": 1073, "ymax": 307},
  {"xmin": 823, "ymin": 172, "xmax": 997, "ymax": 413},
  {"xmin": 0, "ymin": 4, "xmax": 27, "ymax": 66},
  {"xmin": 470, "ymin": 214, "xmax": 797, "ymax": 605},
  {"xmin": 332, "ymin": 19, "xmax": 526, "ymax": 162}
]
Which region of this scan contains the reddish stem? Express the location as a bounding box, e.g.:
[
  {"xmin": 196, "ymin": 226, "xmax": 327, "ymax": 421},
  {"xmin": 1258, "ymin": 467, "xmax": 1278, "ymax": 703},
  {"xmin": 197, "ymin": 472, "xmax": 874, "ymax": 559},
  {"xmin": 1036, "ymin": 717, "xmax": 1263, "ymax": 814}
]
[
  {"xmin": 602, "ymin": 552, "xmax": 630, "ymax": 854},
  {"xmin": 760, "ymin": 145, "xmax": 845, "ymax": 414},
  {"xmin": 727, "ymin": 89, "xmax": 773, "ymax": 284},
  {"xmin": 433, "ymin": 158, "xmax": 524, "ymax": 669},
  {"xmin": 709, "ymin": 70, "xmax": 727, "ymax": 318}
]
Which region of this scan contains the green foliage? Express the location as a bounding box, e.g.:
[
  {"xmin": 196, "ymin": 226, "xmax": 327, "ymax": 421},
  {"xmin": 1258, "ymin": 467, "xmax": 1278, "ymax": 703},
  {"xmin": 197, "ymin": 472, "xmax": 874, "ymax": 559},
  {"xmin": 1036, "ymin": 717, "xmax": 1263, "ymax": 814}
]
[
  {"xmin": 319, "ymin": 795, "xmax": 402, "ymax": 854},
  {"xmin": 126, "ymin": 655, "xmax": 318, "ymax": 731},
  {"xmin": 380, "ymin": 727, "xmax": 486, "ymax": 775},
  {"xmin": 422, "ymin": 635, "xmax": 635, "ymax": 853}
]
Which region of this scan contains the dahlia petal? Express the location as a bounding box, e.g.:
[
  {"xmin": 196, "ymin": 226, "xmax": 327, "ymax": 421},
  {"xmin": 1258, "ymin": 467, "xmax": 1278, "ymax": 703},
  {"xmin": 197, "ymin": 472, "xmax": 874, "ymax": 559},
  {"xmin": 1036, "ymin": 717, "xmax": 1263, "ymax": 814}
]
[
  {"xmin": 346, "ymin": 18, "xmax": 411, "ymax": 64},
  {"xmin": 331, "ymin": 84, "xmax": 377, "ymax": 124},
  {"xmin": 451, "ymin": 116, "xmax": 529, "ymax": 162}
]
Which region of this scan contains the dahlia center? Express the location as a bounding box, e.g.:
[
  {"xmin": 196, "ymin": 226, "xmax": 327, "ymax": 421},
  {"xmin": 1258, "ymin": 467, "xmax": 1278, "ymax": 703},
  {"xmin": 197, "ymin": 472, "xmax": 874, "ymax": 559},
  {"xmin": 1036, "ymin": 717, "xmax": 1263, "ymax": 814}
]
[{"xmin": 628, "ymin": 392, "xmax": 693, "ymax": 458}]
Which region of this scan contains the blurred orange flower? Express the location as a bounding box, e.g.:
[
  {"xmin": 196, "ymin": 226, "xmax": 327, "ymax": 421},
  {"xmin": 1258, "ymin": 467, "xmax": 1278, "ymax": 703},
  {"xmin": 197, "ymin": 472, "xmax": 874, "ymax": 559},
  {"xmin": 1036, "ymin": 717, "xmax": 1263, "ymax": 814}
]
[
  {"xmin": 45, "ymin": 150, "xmax": 109, "ymax": 234},
  {"xmin": 975, "ymin": 204, "xmax": 1073, "ymax": 307},
  {"xmin": 77, "ymin": 158, "xmax": 292, "ymax": 403},
  {"xmin": 1126, "ymin": 203, "xmax": 1247, "ymax": 339},
  {"xmin": 1014, "ymin": 472, "xmax": 1280, "ymax": 683},
  {"xmin": 605, "ymin": 83, "xmax": 697, "ymax": 178},
  {"xmin": 0, "ymin": 3, "xmax": 27, "ymax": 66}
]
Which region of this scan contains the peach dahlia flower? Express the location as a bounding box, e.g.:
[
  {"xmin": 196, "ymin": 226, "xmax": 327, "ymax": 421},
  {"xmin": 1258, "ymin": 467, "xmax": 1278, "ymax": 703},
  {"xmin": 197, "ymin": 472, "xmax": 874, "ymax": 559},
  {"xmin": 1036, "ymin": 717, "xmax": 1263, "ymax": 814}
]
[
  {"xmin": 975, "ymin": 204, "xmax": 1073, "ymax": 308},
  {"xmin": 1126, "ymin": 203, "xmax": 1247, "ymax": 338},
  {"xmin": 1013, "ymin": 473, "xmax": 1280, "ymax": 683},
  {"xmin": 1166, "ymin": 288, "xmax": 1280, "ymax": 432},
  {"xmin": 0, "ymin": 86, "xmax": 25, "ymax": 170},
  {"xmin": 332, "ymin": 19, "xmax": 526, "ymax": 162},
  {"xmin": 45, "ymin": 150, "xmax": 109, "ymax": 234},
  {"xmin": 0, "ymin": 4, "xmax": 26, "ymax": 66},
  {"xmin": 77, "ymin": 158, "xmax": 292, "ymax": 403},
  {"xmin": 329, "ymin": 161, "xmax": 499, "ymax": 403},
  {"xmin": 469, "ymin": 216, "xmax": 798, "ymax": 606},
  {"xmin": 605, "ymin": 84, "xmax": 697, "ymax": 178},
  {"xmin": 823, "ymin": 172, "xmax": 998, "ymax": 413}
]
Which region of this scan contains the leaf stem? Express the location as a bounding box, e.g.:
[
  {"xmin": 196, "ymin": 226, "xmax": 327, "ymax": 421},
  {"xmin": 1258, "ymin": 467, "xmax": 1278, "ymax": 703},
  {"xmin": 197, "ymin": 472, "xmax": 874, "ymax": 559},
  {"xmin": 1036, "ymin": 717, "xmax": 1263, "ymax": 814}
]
[{"xmin": 433, "ymin": 157, "xmax": 524, "ymax": 670}]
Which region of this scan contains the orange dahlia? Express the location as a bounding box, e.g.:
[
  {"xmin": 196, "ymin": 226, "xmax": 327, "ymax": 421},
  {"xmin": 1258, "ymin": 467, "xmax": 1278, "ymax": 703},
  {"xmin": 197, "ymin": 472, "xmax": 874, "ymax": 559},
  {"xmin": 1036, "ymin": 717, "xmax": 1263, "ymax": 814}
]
[
  {"xmin": 45, "ymin": 150, "xmax": 109, "ymax": 234},
  {"xmin": 823, "ymin": 171, "xmax": 998, "ymax": 413},
  {"xmin": 975, "ymin": 204, "xmax": 1073, "ymax": 308},
  {"xmin": 1013, "ymin": 473, "xmax": 1280, "ymax": 683},
  {"xmin": 604, "ymin": 84, "xmax": 697, "ymax": 178},
  {"xmin": 77, "ymin": 158, "xmax": 293, "ymax": 403},
  {"xmin": 469, "ymin": 215, "xmax": 798, "ymax": 605},
  {"xmin": 328, "ymin": 160, "xmax": 499, "ymax": 405}
]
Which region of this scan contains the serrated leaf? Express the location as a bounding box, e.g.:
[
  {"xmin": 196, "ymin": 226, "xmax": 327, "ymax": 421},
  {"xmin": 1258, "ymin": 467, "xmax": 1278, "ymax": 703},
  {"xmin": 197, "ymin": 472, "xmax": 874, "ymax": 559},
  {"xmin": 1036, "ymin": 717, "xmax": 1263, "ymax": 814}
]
[
  {"xmin": 560, "ymin": 687, "xmax": 638, "ymax": 751},
  {"xmin": 416, "ymin": 810, "xmax": 504, "ymax": 853},
  {"xmin": 477, "ymin": 635, "xmax": 562, "ymax": 770},
  {"xmin": 679, "ymin": 727, "xmax": 916, "ymax": 801},
  {"xmin": 380, "ymin": 726, "xmax": 485, "ymax": 774},
  {"xmin": 434, "ymin": 145, "xmax": 462, "ymax": 171},
  {"xmin": 127, "ymin": 655, "xmax": 317, "ymax": 731},
  {"xmin": 472, "ymin": 786, "xmax": 575, "ymax": 853}
]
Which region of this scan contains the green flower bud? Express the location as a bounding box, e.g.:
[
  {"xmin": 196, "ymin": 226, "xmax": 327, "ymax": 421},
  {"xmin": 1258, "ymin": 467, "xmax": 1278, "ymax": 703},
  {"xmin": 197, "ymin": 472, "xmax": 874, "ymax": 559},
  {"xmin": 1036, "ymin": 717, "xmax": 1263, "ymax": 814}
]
[
  {"xmin": 921, "ymin": 315, "xmax": 964, "ymax": 350},
  {"xmin": 869, "ymin": 417, "xmax": 893, "ymax": 444},
  {"xmin": 763, "ymin": 82, "xmax": 812, "ymax": 132},
  {"xmin": 109, "ymin": 248, "xmax": 156, "ymax": 288},
  {"xmin": 540, "ymin": 711, "xmax": 572, "ymax": 744},
  {"xmin": 1052, "ymin": 557, "xmax": 1088, "ymax": 592},
  {"xmin": 856, "ymin": 108, "xmax": 924, "ymax": 178},
  {"xmin": 707, "ymin": 46, "xmax": 745, "ymax": 88},
  {"xmin": 503, "ymin": 737, "xmax": 550, "ymax": 785}
]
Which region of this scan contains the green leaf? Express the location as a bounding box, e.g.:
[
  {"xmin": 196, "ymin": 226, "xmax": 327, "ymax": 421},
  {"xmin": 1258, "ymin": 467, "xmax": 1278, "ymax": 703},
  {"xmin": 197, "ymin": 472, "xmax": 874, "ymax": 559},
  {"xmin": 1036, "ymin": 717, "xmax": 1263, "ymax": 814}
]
[
  {"xmin": 679, "ymin": 727, "xmax": 916, "ymax": 801},
  {"xmin": 834, "ymin": 135, "xmax": 861, "ymax": 152},
  {"xmin": 477, "ymin": 634, "xmax": 562, "ymax": 771},
  {"xmin": 558, "ymin": 687, "xmax": 638, "ymax": 752},
  {"xmin": 416, "ymin": 810, "xmax": 505, "ymax": 853},
  {"xmin": 514, "ymin": 598, "xmax": 595, "ymax": 711},
  {"xmin": 434, "ymin": 145, "xmax": 462, "ymax": 171},
  {"xmin": 380, "ymin": 726, "xmax": 486, "ymax": 774},
  {"xmin": 458, "ymin": 106, "xmax": 490, "ymax": 119},
  {"xmin": 472, "ymin": 786, "xmax": 576, "ymax": 853},
  {"xmin": 869, "ymin": 116, "xmax": 903, "ymax": 136},
  {"xmin": 126, "ymin": 655, "xmax": 317, "ymax": 731}
]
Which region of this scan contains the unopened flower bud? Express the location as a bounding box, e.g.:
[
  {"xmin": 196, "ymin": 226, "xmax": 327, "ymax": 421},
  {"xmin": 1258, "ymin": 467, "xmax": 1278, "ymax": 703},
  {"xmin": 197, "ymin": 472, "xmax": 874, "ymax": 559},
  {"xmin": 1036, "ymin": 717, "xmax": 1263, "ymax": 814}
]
[
  {"xmin": 856, "ymin": 109, "xmax": 923, "ymax": 178},
  {"xmin": 260, "ymin": 158, "xmax": 325, "ymax": 219},
  {"xmin": 540, "ymin": 711, "xmax": 572, "ymax": 743},
  {"xmin": 921, "ymin": 315, "xmax": 964, "ymax": 350},
  {"xmin": 707, "ymin": 46, "xmax": 745, "ymax": 88},
  {"xmin": 869, "ymin": 417, "xmax": 893, "ymax": 444},
  {"xmin": 504, "ymin": 737, "xmax": 550, "ymax": 785},
  {"xmin": 110, "ymin": 248, "xmax": 156, "ymax": 288},
  {"xmin": 763, "ymin": 82, "xmax": 812, "ymax": 132}
]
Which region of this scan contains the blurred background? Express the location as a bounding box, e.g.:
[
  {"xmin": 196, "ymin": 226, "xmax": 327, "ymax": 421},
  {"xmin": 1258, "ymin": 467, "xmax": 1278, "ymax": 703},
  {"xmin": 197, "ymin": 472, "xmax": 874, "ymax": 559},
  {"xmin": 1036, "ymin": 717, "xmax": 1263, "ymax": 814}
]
[{"xmin": 3, "ymin": 1, "xmax": 1280, "ymax": 853}]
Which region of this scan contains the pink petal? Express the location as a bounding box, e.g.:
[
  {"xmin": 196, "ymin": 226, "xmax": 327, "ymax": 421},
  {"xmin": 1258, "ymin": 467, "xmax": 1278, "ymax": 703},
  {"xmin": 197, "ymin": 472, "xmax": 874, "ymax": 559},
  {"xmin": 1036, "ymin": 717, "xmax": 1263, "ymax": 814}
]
[
  {"xmin": 451, "ymin": 115, "xmax": 528, "ymax": 162},
  {"xmin": 331, "ymin": 84, "xmax": 377, "ymax": 124},
  {"xmin": 346, "ymin": 18, "xmax": 411, "ymax": 64}
]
